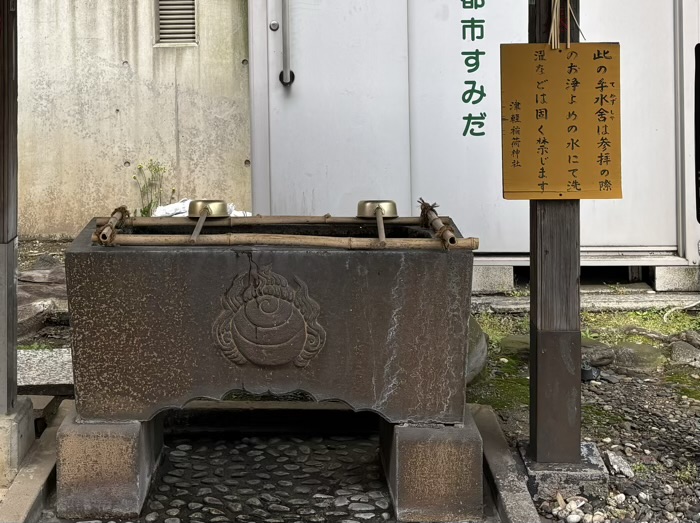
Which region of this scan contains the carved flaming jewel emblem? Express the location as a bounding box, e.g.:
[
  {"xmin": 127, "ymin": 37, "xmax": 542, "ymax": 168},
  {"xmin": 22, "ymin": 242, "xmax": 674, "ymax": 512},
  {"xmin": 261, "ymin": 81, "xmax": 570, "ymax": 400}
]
[{"xmin": 213, "ymin": 265, "xmax": 326, "ymax": 367}]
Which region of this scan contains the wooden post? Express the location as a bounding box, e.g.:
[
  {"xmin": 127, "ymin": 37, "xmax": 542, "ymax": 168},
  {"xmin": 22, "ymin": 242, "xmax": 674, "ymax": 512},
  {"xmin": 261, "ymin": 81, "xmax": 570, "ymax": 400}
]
[
  {"xmin": 529, "ymin": 0, "xmax": 582, "ymax": 463},
  {"xmin": 0, "ymin": 0, "xmax": 18, "ymax": 415}
]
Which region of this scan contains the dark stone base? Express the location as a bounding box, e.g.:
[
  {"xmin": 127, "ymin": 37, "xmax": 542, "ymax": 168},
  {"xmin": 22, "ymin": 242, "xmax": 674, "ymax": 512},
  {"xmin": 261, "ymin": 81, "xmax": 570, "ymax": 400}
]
[
  {"xmin": 56, "ymin": 406, "xmax": 163, "ymax": 519},
  {"xmin": 518, "ymin": 441, "xmax": 608, "ymax": 502},
  {"xmin": 381, "ymin": 411, "xmax": 483, "ymax": 522}
]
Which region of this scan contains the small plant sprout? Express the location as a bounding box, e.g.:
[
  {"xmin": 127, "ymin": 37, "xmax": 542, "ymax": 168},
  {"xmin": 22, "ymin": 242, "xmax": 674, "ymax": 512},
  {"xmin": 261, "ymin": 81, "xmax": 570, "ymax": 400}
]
[{"xmin": 131, "ymin": 159, "xmax": 175, "ymax": 217}]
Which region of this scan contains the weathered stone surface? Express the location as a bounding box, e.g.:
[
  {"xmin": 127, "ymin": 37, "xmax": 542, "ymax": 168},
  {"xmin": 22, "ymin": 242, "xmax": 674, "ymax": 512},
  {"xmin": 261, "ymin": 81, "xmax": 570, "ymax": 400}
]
[
  {"xmin": 603, "ymin": 451, "xmax": 635, "ymax": 478},
  {"xmin": 612, "ymin": 342, "xmax": 668, "ymax": 372},
  {"xmin": 669, "ymin": 341, "xmax": 700, "ymax": 368},
  {"xmin": 56, "ymin": 406, "xmax": 163, "ymax": 519},
  {"xmin": 519, "ymin": 442, "xmax": 608, "ymax": 502},
  {"xmin": 0, "ymin": 397, "xmax": 35, "ymax": 487},
  {"xmin": 29, "ymin": 254, "xmax": 63, "ymax": 271},
  {"xmin": 466, "ymin": 314, "xmax": 488, "ymax": 384},
  {"xmin": 16, "ymin": 269, "xmax": 68, "ymax": 337},
  {"xmin": 680, "ymin": 330, "xmax": 700, "ymax": 349},
  {"xmin": 582, "ymin": 345, "xmax": 615, "ymax": 368},
  {"xmin": 382, "ymin": 411, "xmax": 483, "ymax": 522},
  {"xmin": 652, "ymin": 266, "xmax": 700, "ymax": 292},
  {"xmin": 18, "ymin": 267, "xmax": 66, "ymax": 284},
  {"xmin": 472, "ymin": 265, "xmax": 514, "ymax": 295},
  {"xmin": 67, "ymin": 221, "xmax": 474, "ymax": 424}
]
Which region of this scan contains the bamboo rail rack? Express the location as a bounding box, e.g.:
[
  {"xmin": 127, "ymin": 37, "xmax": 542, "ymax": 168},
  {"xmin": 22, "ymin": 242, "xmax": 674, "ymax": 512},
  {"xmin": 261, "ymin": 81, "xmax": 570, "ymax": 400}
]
[
  {"xmin": 91, "ymin": 232, "xmax": 479, "ymax": 251},
  {"xmin": 95, "ymin": 215, "xmax": 453, "ymax": 228}
]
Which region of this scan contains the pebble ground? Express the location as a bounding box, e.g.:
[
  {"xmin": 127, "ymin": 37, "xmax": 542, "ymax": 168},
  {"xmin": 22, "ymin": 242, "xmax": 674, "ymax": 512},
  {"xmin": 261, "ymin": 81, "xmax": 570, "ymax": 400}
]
[{"xmin": 40, "ymin": 433, "xmax": 399, "ymax": 523}]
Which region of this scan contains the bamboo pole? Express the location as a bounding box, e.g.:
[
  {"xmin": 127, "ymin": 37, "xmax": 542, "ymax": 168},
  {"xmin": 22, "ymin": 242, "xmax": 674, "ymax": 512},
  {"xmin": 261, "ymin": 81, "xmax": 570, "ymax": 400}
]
[
  {"xmin": 418, "ymin": 199, "xmax": 457, "ymax": 248},
  {"xmin": 94, "ymin": 216, "xmax": 454, "ymax": 228},
  {"xmin": 424, "ymin": 208, "xmax": 456, "ymax": 247},
  {"xmin": 97, "ymin": 207, "xmax": 128, "ymax": 244},
  {"xmin": 90, "ymin": 232, "xmax": 479, "ymax": 251}
]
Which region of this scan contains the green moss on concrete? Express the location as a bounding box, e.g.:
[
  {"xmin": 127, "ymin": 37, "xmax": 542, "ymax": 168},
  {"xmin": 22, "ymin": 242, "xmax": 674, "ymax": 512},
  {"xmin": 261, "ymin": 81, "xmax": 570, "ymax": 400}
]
[{"xmin": 581, "ymin": 309, "xmax": 700, "ymax": 348}]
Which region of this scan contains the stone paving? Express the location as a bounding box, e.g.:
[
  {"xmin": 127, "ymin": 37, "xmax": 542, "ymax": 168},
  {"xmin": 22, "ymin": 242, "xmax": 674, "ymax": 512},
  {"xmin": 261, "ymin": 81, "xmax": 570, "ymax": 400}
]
[{"xmin": 41, "ymin": 432, "xmax": 398, "ymax": 523}]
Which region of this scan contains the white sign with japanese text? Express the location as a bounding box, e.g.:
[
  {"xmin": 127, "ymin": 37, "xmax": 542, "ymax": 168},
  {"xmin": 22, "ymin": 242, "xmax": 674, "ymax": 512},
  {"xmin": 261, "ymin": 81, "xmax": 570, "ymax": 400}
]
[{"xmin": 408, "ymin": 0, "xmax": 528, "ymax": 251}]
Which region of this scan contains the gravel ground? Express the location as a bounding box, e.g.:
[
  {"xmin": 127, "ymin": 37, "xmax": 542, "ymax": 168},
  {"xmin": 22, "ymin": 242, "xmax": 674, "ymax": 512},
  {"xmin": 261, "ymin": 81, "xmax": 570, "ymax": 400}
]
[
  {"xmin": 487, "ymin": 366, "xmax": 700, "ymax": 523},
  {"xmin": 18, "ymin": 240, "xmax": 71, "ymax": 271}
]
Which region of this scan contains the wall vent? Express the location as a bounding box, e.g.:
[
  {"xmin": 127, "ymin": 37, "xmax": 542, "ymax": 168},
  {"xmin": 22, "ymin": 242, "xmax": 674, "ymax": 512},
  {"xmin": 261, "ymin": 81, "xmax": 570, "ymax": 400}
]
[{"xmin": 157, "ymin": 0, "xmax": 196, "ymax": 44}]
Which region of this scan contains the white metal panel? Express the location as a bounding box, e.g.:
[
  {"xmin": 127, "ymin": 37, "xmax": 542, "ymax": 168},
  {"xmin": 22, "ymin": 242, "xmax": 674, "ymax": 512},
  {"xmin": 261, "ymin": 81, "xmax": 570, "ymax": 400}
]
[
  {"xmin": 254, "ymin": 0, "xmax": 683, "ymax": 257},
  {"xmin": 681, "ymin": 0, "xmax": 700, "ymax": 264},
  {"xmin": 408, "ymin": 0, "xmax": 679, "ymax": 253},
  {"xmin": 408, "ymin": 0, "xmax": 528, "ymax": 252},
  {"xmin": 579, "ymin": 0, "xmax": 678, "ymax": 249},
  {"xmin": 266, "ymin": 0, "xmax": 411, "ymax": 216}
]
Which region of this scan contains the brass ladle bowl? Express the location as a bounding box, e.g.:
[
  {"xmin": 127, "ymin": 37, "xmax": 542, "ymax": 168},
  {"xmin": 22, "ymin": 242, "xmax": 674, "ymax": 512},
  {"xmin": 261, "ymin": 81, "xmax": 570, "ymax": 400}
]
[
  {"xmin": 357, "ymin": 200, "xmax": 398, "ymax": 243},
  {"xmin": 188, "ymin": 199, "xmax": 228, "ymax": 243}
]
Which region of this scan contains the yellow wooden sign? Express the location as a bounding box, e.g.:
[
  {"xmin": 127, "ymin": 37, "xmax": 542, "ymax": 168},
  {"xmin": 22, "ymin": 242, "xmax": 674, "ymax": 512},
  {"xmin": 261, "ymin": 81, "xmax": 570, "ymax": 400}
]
[{"xmin": 500, "ymin": 43, "xmax": 621, "ymax": 200}]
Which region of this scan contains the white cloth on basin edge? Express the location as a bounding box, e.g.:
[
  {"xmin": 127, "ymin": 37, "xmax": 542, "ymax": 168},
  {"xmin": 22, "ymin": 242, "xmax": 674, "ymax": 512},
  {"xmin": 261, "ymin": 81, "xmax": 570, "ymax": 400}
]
[{"xmin": 153, "ymin": 199, "xmax": 252, "ymax": 217}]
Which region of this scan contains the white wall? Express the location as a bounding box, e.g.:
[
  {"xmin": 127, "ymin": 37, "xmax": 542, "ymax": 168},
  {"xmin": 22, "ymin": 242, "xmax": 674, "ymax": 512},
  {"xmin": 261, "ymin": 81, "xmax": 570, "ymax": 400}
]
[{"xmin": 18, "ymin": 0, "xmax": 251, "ymax": 237}]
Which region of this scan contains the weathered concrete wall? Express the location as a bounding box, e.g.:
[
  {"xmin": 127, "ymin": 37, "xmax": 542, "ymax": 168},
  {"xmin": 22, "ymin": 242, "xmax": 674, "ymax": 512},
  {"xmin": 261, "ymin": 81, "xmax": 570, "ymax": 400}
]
[{"xmin": 18, "ymin": 0, "xmax": 251, "ymax": 237}]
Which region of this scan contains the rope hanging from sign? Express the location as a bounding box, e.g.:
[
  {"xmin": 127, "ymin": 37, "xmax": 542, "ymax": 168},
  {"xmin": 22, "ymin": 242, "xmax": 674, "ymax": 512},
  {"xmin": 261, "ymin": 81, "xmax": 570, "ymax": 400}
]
[
  {"xmin": 548, "ymin": 0, "xmax": 559, "ymax": 49},
  {"xmin": 549, "ymin": 0, "xmax": 578, "ymax": 49}
]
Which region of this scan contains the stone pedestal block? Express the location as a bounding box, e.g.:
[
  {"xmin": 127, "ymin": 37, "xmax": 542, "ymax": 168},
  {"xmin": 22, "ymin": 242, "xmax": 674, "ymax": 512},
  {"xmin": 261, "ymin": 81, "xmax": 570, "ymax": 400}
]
[
  {"xmin": 652, "ymin": 266, "xmax": 700, "ymax": 292},
  {"xmin": 381, "ymin": 412, "xmax": 483, "ymax": 522},
  {"xmin": 0, "ymin": 397, "xmax": 34, "ymax": 487},
  {"xmin": 472, "ymin": 265, "xmax": 514, "ymax": 295},
  {"xmin": 56, "ymin": 407, "xmax": 162, "ymax": 519},
  {"xmin": 519, "ymin": 441, "xmax": 608, "ymax": 502}
]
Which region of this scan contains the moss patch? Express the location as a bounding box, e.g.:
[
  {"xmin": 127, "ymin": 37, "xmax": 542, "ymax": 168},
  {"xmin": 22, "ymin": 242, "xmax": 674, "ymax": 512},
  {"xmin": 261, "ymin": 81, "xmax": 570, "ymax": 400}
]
[
  {"xmin": 581, "ymin": 309, "xmax": 700, "ymax": 348},
  {"xmin": 477, "ymin": 309, "xmax": 700, "ymax": 351},
  {"xmin": 474, "ymin": 312, "xmax": 529, "ymax": 347},
  {"xmin": 471, "ymin": 310, "xmax": 700, "ymax": 425},
  {"xmin": 469, "ymin": 375, "xmax": 530, "ymax": 411},
  {"xmin": 582, "ymin": 404, "xmax": 625, "ymax": 430},
  {"xmin": 664, "ymin": 367, "xmax": 700, "ymax": 401},
  {"xmin": 17, "ymin": 343, "xmax": 54, "ymax": 351}
]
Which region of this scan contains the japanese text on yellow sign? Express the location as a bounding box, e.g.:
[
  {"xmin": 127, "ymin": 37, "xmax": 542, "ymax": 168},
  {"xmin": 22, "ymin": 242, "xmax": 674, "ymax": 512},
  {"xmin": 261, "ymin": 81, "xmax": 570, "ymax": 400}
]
[{"xmin": 500, "ymin": 43, "xmax": 622, "ymax": 200}]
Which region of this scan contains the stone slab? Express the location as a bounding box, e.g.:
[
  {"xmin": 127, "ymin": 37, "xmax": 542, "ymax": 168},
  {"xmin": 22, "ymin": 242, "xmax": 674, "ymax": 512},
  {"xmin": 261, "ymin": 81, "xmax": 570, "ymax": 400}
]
[
  {"xmin": 66, "ymin": 221, "xmax": 473, "ymax": 424},
  {"xmin": 0, "ymin": 400, "xmax": 70, "ymax": 523},
  {"xmin": 56, "ymin": 406, "xmax": 163, "ymax": 519},
  {"xmin": 17, "ymin": 348, "xmax": 72, "ymax": 388},
  {"xmin": 518, "ymin": 441, "xmax": 608, "ymax": 502},
  {"xmin": 382, "ymin": 413, "xmax": 483, "ymax": 522},
  {"xmin": 0, "ymin": 397, "xmax": 35, "ymax": 488},
  {"xmin": 470, "ymin": 405, "xmax": 540, "ymax": 523},
  {"xmin": 472, "ymin": 266, "xmax": 514, "ymax": 295},
  {"xmin": 652, "ymin": 266, "xmax": 700, "ymax": 292}
]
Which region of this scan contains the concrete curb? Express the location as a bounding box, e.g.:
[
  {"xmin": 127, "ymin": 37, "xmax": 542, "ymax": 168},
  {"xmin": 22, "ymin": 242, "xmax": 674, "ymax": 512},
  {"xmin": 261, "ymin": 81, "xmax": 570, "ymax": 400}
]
[
  {"xmin": 473, "ymin": 292, "xmax": 700, "ymax": 314},
  {"xmin": 469, "ymin": 404, "xmax": 541, "ymax": 523},
  {"xmin": 0, "ymin": 400, "xmax": 72, "ymax": 523}
]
